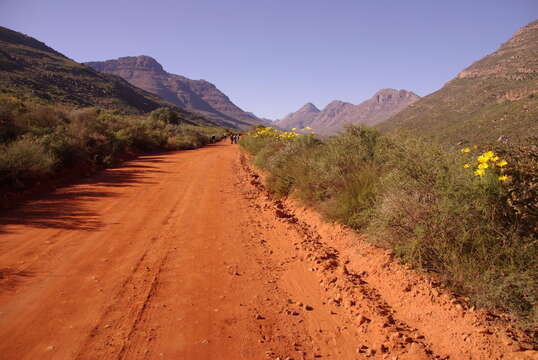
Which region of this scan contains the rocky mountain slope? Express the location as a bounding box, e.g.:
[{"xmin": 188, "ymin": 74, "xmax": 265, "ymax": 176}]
[
  {"xmin": 85, "ymin": 56, "xmax": 265, "ymax": 129},
  {"xmin": 0, "ymin": 26, "xmax": 212, "ymax": 126},
  {"xmin": 377, "ymin": 19, "xmax": 538, "ymax": 145},
  {"xmin": 277, "ymin": 89, "xmax": 419, "ymax": 135}
]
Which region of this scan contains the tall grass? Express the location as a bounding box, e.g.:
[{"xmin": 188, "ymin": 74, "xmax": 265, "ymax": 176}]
[{"xmin": 240, "ymin": 125, "xmax": 538, "ymax": 335}]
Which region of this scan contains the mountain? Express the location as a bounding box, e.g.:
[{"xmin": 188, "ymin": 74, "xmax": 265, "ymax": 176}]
[
  {"xmin": 377, "ymin": 20, "xmax": 538, "ymax": 145},
  {"xmin": 85, "ymin": 56, "xmax": 264, "ymax": 129},
  {"xmin": 277, "ymin": 89, "xmax": 419, "ymax": 134},
  {"xmin": 0, "ymin": 26, "xmax": 213, "ymax": 126},
  {"xmin": 277, "ymin": 102, "xmax": 320, "ymax": 130}
]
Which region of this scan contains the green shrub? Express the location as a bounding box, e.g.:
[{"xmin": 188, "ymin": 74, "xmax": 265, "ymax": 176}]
[
  {"xmin": 0, "ymin": 138, "xmax": 57, "ymax": 188},
  {"xmin": 0, "ymin": 94, "xmax": 28, "ymax": 142},
  {"xmin": 242, "ymin": 126, "xmax": 384, "ymax": 227},
  {"xmin": 0, "ymin": 97, "xmax": 227, "ymax": 193},
  {"xmin": 149, "ymin": 107, "xmax": 182, "ymax": 125},
  {"xmin": 38, "ymin": 130, "xmax": 83, "ymax": 167},
  {"xmin": 494, "ymin": 139, "xmax": 538, "ymax": 234}
]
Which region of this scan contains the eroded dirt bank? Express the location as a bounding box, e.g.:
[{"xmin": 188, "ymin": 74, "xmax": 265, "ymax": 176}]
[{"xmin": 0, "ymin": 143, "xmax": 535, "ymax": 359}]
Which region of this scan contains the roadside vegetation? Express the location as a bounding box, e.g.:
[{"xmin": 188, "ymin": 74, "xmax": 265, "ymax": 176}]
[
  {"xmin": 240, "ymin": 125, "xmax": 538, "ymax": 336},
  {"xmin": 0, "ymin": 94, "xmax": 226, "ymax": 197}
]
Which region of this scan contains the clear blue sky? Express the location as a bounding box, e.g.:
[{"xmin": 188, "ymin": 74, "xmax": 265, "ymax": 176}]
[{"xmin": 1, "ymin": 1, "xmax": 536, "ymax": 119}]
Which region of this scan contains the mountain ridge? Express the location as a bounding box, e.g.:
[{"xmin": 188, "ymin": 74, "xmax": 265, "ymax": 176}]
[
  {"xmin": 0, "ymin": 26, "xmax": 217, "ymax": 126},
  {"xmin": 277, "ymin": 89, "xmax": 419, "ymax": 134},
  {"xmin": 85, "ymin": 55, "xmax": 265, "ymax": 129}
]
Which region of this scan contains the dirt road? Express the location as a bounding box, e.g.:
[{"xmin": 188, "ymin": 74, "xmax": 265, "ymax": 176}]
[{"xmin": 0, "ymin": 142, "xmax": 535, "ymax": 359}]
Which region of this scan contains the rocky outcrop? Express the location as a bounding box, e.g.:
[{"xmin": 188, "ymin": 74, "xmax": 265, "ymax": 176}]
[{"xmin": 85, "ymin": 56, "xmax": 264, "ymax": 128}]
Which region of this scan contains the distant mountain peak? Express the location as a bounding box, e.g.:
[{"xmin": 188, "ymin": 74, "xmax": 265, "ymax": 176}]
[
  {"xmin": 87, "ymin": 55, "xmax": 165, "ymax": 73},
  {"xmin": 130, "ymin": 55, "xmax": 164, "ymax": 72},
  {"xmin": 298, "ymin": 102, "xmax": 320, "ymax": 113},
  {"xmin": 374, "ymin": 88, "xmax": 417, "ymax": 96},
  {"xmin": 277, "ymin": 89, "xmax": 419, "ymax": 134},
  {"xmin": 325, "ymin": 100, "xmax": 353, "ymax": 109},
  {"xmin": 276, "ymin": 102, "xmax": 322, "ymax": 130}
]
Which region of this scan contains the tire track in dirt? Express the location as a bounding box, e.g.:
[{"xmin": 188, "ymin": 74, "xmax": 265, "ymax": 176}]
[
  {"xmin": 75, "ymin": 152, "xmax": 207, "ymax": 360},
  {"xmin": 238, "ymin": 155, "xmax": 441, "ymax": 360}
]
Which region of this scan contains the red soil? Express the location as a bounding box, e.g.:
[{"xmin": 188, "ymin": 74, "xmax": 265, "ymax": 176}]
[{"xmin": 0, "ymin": 142, "xmax": 535, "ymax": 359}]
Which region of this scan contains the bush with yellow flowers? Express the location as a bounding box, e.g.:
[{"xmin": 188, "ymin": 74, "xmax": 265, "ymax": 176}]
[
  {"xmin": 460, "ymin": 144, "xmax": 536, "ymax": 234},
  {"xmin": 252, "ymin": 126, "xmax": 310, "ymax": 141},
  {"xmin": 252, "ymin": 126, "xmax": 279, "ymax": 138},
  {"xmin": 460, "ymin": 147, "xmax": 509, "ymax": 182},
  {"xmin": 240, "ymin": 126, "xmax": 315, "ymax": 161},
  {"xmin": 242, "ymin": 126, "xmax": 316, "ymax": 155}
]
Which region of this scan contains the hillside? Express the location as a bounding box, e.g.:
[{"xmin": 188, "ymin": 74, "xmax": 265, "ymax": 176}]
[
  {"xmin": 0, "ymin": 26, "xmax": 215, "ymax": 126},
  {"xmin": 277, "ymin": 89, "xmax": 419, "ymax": 135},
  {"xmin": 377, "ymin": 20, "xmax": 538, "ymax": 145},
  {"xmin": 85, "ymin": 56, "xmax": 265, "ymax": 129}
]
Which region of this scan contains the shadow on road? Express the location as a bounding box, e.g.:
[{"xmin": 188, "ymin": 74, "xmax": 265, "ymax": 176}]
[
  {"xmin": 0, "ymin": 268, "xmax": 33, "ymax": 292},
  {"xmin": 0, "ymin": 165, "xmax": 161, "ymax": 234}
]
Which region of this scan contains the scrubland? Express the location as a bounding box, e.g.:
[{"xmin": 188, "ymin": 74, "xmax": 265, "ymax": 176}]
[
  {"xmin": 0, "ymin": 95, "xmax": 226, "ymax": 197},
  {"xmin": 240, "ymin": 125, "xmax": 537, "ymax": 336}
]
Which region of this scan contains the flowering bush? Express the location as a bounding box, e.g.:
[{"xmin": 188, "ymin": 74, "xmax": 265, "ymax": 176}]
[
  {"xmin": 461, "ymin": 147, "xmax": 509, "ymax": 182},
  {"xmin": 252, "ymin": 126, "xmax": 309, "ymax": 141}
]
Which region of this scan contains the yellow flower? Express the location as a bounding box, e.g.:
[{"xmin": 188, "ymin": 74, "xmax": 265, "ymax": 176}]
[
  {"xmin": 291, "ymin": 128, "xmax": 297, "ymax": 131},
  {"xmin": 498, "ymin": 175, "xmax": 509, "ymax": 182},
  {"xmin": 477, "ymin": 155, "xmax": 488, "ymax": 163},
  {"xmin": 477, "ymin": 151, "xmax": 495, "ymax": 163},
  {"xmin": 483, "ymin": 151, "xmax": 495, "ymax": 160},
  {"xmin": 474, "ymin": 169, "xmax": 485, "ymax": 177},
  {"xmin": 492, "ymin": 156, "xmax": 500, "ymax": 162},
  {"xmin": 460, "ymin": 147, "xmax": 471, "ymax": 153},
  {"xmin": 303, "ymin": 126, "xmax": 312, "ymax": 130},
  {"xmin": 478, "ymin": 163, "xmax": 489, "ymax": 169},
  {"xmin": 463, "ymin": 163, "xmax": 470, "ymax": 168},
  {"xmin": 496, "ymin": 160, "xmax": 508, "ymax": 167}
]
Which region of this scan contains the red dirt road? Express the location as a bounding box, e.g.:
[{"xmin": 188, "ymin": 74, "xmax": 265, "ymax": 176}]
[{"xmin": 0, "ymin": 143, "xmax": 535, "ymax": 359}]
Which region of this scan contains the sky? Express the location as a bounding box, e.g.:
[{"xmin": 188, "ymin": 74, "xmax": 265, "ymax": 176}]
[{"xmin": 1, "ymin": 1, "xmax": 536, "ymax": 120}]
